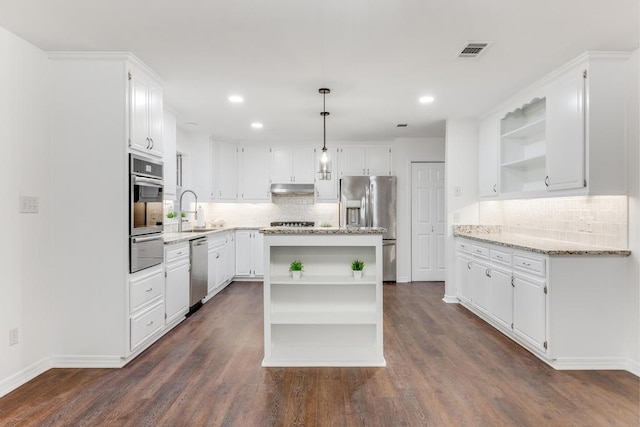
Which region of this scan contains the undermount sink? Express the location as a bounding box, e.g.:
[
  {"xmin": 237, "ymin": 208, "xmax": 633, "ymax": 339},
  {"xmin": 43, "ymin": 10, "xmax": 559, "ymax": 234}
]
[{"xmin": 182, "ymin": 228, "xmax": 219, "ymax": 233}]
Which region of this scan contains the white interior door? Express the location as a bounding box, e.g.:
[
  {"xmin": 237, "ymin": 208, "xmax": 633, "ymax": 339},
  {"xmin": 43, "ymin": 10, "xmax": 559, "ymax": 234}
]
[{"xmin": 411, "ymin": 162, "xmax": 446, "ymax": 281}]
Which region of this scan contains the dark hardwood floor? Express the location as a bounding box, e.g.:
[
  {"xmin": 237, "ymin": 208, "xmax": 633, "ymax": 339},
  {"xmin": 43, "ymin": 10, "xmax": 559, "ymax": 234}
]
[{"xmin": 1, "ymin": 282, "xmax": 638, "ymax": 426}]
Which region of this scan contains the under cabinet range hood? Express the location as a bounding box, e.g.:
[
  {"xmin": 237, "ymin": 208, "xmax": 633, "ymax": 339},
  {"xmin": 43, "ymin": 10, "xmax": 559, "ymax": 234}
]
[{"xmin": 270, "ymin": 183, "xmax": 315, "ymax": 195}]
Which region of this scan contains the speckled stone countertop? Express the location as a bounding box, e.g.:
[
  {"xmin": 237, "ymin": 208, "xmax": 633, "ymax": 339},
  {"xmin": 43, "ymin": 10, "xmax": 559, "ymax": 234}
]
[
  {"xmin": 260, "ymin": 226, "xmax": 386, "ymax": 235},
  {"xmin": 454, "ymin": 225, "xmax": 630, "ymax": 256},
  {"xmin": 163, "ymin": 226, "xmax": 264, "ymax": 244}
]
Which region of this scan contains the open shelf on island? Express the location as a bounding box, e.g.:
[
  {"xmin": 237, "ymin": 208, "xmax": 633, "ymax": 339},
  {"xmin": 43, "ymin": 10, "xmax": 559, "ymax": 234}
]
[
  {"xmin": 263, "ymin": 232, "xmax": 384, "ymax": 367},
  {"xmin": 270, "ymin": 274, "xmax": 376, "ymax": 285}
]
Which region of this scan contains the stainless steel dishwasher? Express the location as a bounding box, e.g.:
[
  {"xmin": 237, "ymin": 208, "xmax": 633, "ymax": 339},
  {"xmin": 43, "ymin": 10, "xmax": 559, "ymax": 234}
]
[{"xmin": 189, "ymin": 236, "xmax": 208, "ymax": 313}]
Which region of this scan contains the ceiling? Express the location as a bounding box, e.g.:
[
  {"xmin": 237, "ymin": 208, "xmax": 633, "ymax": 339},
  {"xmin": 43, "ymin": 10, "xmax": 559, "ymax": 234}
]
[{"xmin": 0, "ymin": 1, "xmax": 637, "ymax": 143}]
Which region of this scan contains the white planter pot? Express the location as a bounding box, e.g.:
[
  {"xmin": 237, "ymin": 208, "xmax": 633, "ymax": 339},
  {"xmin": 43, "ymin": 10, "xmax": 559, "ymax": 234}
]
[
  {"xmin": 353, "ymin": 270, "xmax": 363, "ymax": 279},
  {"xmin": 292, "ymin": 270, "xmax": 302, "ymax": 280}
]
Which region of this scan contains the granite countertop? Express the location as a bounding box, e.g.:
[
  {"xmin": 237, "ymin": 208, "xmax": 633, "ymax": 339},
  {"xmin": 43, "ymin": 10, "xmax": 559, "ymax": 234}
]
[
  {"xmin": 454, "ymin": 225, "xmax": 630, "ymax": 256},
  {"xmin": 163, "ymin": 226, "xmax": 265, "ymax": 244},
  {"xmin": 260, "ymin": 226, "xmax": 387, "ymax": 235}
]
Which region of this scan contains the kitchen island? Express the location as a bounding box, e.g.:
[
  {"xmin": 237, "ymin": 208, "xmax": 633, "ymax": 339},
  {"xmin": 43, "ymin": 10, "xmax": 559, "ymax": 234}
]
[{"xmin": 260, "ymin": 227, "xmax": 386, "ymax": 367}]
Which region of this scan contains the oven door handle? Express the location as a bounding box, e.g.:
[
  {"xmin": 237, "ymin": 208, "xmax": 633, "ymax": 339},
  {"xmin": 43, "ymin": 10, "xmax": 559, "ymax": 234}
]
[
  {"xmin": 132, "ymin": 235, "xmax": 163, "ymax": 244},
  {"xmin": 133, "ymin": 176, "xmax": 164, "ymax": 187}
]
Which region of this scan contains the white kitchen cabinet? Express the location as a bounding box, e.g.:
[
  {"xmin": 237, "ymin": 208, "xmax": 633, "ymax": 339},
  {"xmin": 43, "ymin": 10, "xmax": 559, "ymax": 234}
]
[
  {"xmin": 271, "ymin": 146, "xmax": 315, "ymax": 184},
  {"xmin": 499, "ymin": 97, "xmax": 547, "ymax": 195},
  {"xmin": 164, "ymin": 242, "xmax": 189, "ymax": 325},
  {"xmin": 488, "ymin": 265, "xmax": 513, "ymax": 330},
  {"xmin": 455, "ymin": 238, "xmax": 547, "ymax": 357},
  {"xmin": 163, "ymin": 109, "xmax": 178, "ymax": 198},
  {"xmin": 208, "ymin": 238, "xmax": 226, "ymax": 294},
  {"xmin": 129, "ymin": 265, "xmax": 165, "ymax": 351},
  {"xmin": 212, "ymin": 141, "xmax": 238, "ymax": 200},
  {"xmin": 478, "ymin": 113, "xmax": 499, "ymax": 197},
  {"xmin": 262, "ymin": 232, "xmax": 385, "ymax": 367},
  {"xmin": 235, "ymin": 229, "xmax": 264, "ymax": 278},
  {"xmin": 471, "ymin": 261, "xmax": 491, "ymax": 315},
  {"xmin": 224, "ymin": 231, "xmax": 236, "ymax": 282},
  {"xmin": 129, "ymin": 65, "xmax": 163, "ymax": 158},
  {"xmin": 489, "ymin": 52, "xmax": 631, "ymax": 199},
  {"xmin": 455, "ymin": 255, "xmax": 473, "ymax": 303},
  {"xmin": 315, "ymin": 147, "xmax": 339, "ymax": 201},
  {"xmin": 513, "ymin": 272, "xmax": 547, "ymax": 352},
  {"xmin": 240, "ymin": 146, "xmax": 271, "ymax": 201},
  {"xmin": 339, "ymin": 146, "xmax": 392, "ymax": 177}
]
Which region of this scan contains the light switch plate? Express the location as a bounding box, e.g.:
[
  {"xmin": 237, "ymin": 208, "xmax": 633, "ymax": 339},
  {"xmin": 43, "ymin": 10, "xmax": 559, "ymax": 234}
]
[{"xmin": 19, "ymin": 196, "xmax": 38, "ymax": 213}]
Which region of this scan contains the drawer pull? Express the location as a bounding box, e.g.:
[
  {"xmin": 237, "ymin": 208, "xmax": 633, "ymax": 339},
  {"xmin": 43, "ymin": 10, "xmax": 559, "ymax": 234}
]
[
  {"xmin": 496, "ymin": 255, "xmax": 503, "ymax": 259},
  {"xmin": 146, "ymin": 320, "xmax": 154, "ymax": 326},
  {"xmin": 476, "ymin": 249, "xmax": 482, "ymax": 253},
  {"xmin": 146, "ymin": 287, "xmax": 153, "ymax": 292},
  {"xmin": 522, "ymin": 262, "xmax": 531, "ymax": 267}
]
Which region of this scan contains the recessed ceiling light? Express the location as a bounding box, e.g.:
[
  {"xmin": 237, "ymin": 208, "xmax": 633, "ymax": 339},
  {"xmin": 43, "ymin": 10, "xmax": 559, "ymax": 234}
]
[
  {"xmin": 419, "ymin": 96, "xmax": 435, "ymax": 104},
  {"xmin": 228, "ymin": 95, "xmax": 244, "ymax": 103},
  {"xmin": 184, "ymin": 122, "xmax": 199, "ymax": 127},
  {"xmin": 251, "ymin": 122, "xmax": 263, "ymax": 129}
]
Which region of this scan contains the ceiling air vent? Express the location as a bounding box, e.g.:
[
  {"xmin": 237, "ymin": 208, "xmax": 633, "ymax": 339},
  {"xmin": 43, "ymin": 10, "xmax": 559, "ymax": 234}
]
[
  {"xmin": 397, "ymin": 124, "xmax": 408, "ymax": 128},
  {"xmin": 458, "ymin": 41, "xmax": 491, "ymax": 58}
]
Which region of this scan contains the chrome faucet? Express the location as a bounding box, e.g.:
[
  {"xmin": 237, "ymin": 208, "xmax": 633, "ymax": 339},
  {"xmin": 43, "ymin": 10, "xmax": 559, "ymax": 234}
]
[{"xmin": 178, "ymin": 189, "xmax": 198, "ymax": 232}]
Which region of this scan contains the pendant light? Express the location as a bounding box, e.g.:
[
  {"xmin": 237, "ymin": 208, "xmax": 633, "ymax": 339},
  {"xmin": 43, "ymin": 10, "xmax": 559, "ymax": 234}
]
[{"xmin": 318, "ymin": 88, "xmax": 331, "ymax": 180}]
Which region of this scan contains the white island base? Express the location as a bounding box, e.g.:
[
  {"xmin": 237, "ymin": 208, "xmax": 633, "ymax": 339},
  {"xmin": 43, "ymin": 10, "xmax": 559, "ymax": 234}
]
[{"xmin": 261, "ymin": 230, "xmax": 385, "ymax": 367}]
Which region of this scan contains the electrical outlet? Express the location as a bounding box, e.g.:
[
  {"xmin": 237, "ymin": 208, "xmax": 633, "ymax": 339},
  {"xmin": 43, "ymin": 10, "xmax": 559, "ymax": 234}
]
[
  {"xmin": 19, "ymin": 195, "xmax": 39, "ymax": 213},
  {"xmin": 454, "ymin": 186, "xmax": 462, "ymax": 197},
  {"xmin": 9, "ymin": 328, "xmax": 18, "ymax": 346},
  {"xmin": 585, "ymin": 217, "xmax": 594, "ymax": 233},
  {"xmin": 453, "ymin": 212, "xmax": 460, "ymax": 223},
  {"xmin": 578, "ymin": 217, "xmax": 586, "ymax": 232}
]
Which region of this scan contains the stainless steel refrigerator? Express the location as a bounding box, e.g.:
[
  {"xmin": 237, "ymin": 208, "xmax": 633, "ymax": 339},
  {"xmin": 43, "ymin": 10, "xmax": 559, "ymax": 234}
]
[{"xmin": 340, "ymin": 176, "xmax": 397, "ymax": 281}]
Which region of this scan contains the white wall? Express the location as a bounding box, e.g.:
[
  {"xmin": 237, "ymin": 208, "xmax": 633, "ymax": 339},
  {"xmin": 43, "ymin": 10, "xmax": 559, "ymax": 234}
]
[
  {"xmin": 0, "ymin": 27, "xmax": 53, "ymax": 395},
  {"xmin": 444, "ymin": 119, "xmax": 480, "ymax": 301},
  {"xmin": 392, "ymin": 138, "xmax": 445, "ymax": 282},
  {"xmin": 625, "ymin": 49, "xmax": 639, "ymax": 373}
]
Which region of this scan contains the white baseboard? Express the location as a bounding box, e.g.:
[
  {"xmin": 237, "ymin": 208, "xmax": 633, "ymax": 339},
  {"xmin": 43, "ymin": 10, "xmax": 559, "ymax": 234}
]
[
  {"xmin": 550, "ymin": 357, "xmax": 634, "ymax": 372},
  {"xmin": 442, "ymin": 294, "xmax": 459, "ymax": 303},
  {"xmin": 51, "ymin": 355, "xmax": 125, "ymax": 369},
  {"xmin": 0, "ymin": 356, "xmax": 53, "ymax": 398},
  {"xmin": 625, "ymin": 359, "xmax": 640, "ymax": 377},
  {"xmin": 395, "ymin": 276, "xmax": 410, "ymax": 283}
]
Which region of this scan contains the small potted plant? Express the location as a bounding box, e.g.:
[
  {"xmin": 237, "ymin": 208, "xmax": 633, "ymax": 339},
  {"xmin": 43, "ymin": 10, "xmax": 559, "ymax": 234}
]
[
  {"xmin": 351, "ymin": 259, "xmax": 365, "ymax": 279},
  {"xmin": 289, "ymin": 260, "xmax": 304, "ymax": 279}
]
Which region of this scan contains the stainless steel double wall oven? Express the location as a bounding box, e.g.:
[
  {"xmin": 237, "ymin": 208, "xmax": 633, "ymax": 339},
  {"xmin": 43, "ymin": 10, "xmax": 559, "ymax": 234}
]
[{"xmin": 130, "ymin": 154, "xmax": 164, "ymax": 273}]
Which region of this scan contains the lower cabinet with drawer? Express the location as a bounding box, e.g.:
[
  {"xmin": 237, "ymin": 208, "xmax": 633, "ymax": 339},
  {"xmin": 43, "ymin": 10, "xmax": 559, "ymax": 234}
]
[
  {"xmin": 455, "ymin": 237, "xmax": 630, "ymax": 371},
  {"xmin": 457, "ymin": 240, "xmax": 548, "ymax": 355},
  {"xmin": 128, "ymin": 264, "xmax": 165, "ymax": 352},
  {"xmin": 165, "ymin": 241, "xmax": 190, "ymax": 325}
]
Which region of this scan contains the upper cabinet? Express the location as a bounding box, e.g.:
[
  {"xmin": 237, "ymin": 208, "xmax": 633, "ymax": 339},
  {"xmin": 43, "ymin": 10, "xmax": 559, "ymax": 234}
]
[
  {"xmin": 129, "ymin": 65, "xmax": 163, "ymax": 158},
  {"xmin": 339, "ymin": 145, "xmax": 392, "ymax": 177},
  {"xmin": 499, "ymin": 97, "xmax": 547, "ymax": 195},
  {"xmin": 270, "ymin": 146, "xmax": 315, "ymax": 184},
  {"xmin": 478, "ymin": 113, "xmax": 499, "ymax": 198},
  {"xmin": 484, "ymin": 52, "xmax": 631, "ymax": 199},
  {"xmin": 163, "ymin": 109, "xmax": 177, "ymax": 198},
  {"xmin": 240, "ymin": 146, "xmax": 271, "ymax": 201},
  {"xmin": 213, "ymin": 141, "xmax": 238, "ymax": 201}
]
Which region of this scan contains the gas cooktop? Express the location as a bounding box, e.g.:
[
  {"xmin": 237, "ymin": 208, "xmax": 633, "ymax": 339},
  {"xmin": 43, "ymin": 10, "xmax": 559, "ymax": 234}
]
[{"xmin": 270, "ymin": 221, "xmax": 315, "ymax": 227}]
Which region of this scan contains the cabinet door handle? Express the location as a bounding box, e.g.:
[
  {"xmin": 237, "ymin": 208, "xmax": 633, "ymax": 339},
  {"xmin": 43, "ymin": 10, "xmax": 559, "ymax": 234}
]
[
  {"xmin": 149, "ymin": 138, "xmax": 154, "ymax": 149},
  {"xmin": 367, "ymin": 168, "xmax": 370, "ymax": 175},
  {"xmin": 467, "ymin": 261, "xmax": 471, "ymax": 269},
  {"xmin": 493, "ymin": 184, "xmax": 497, "ymax": 193},
  {"xmin": 545, "ymin": 176, "xmax": 550, "ymax": 187},
  {"xmin": 486, "ymin": 269, "xmax": 491, "ymax": 278},
  {"xmin": 431, "ymin": 225, "xmax": 434, "ymax": 233},
  {"xmin": 146, "ymin": 137, "xmax": 151, "ymax": 149}
]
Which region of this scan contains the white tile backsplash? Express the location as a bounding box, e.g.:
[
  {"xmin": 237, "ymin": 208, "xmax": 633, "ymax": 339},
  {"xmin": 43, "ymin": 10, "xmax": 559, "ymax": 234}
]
[
  {"xmin": 165, "ymin": 196, "xmax": 340, "ymax": 230},
  {"xmin": 479, "ymin": 196, "xmax": 628, "ymax": 248}
]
